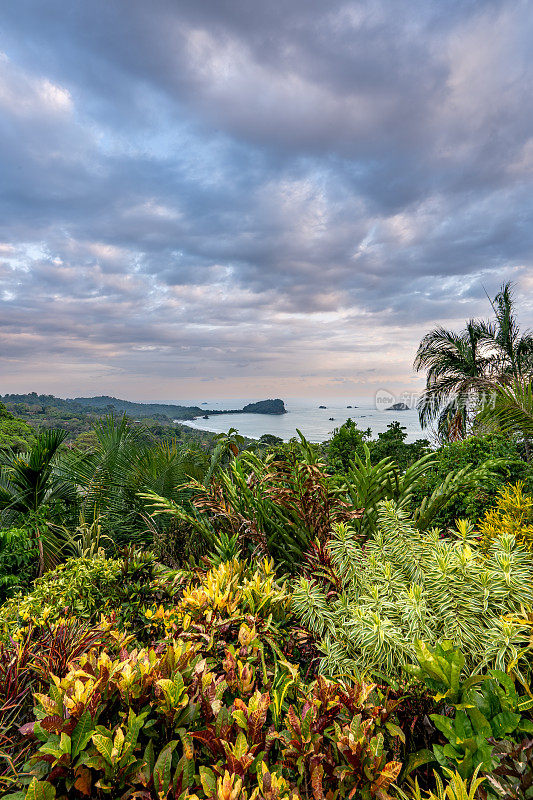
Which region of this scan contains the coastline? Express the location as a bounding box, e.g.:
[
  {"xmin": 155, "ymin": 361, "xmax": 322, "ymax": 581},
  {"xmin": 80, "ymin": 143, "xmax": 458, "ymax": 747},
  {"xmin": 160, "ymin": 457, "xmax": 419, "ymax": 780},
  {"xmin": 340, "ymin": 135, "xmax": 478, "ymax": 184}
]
[{"xmin": 178, "ymin": 403, "xmax": 425, "ymax": 444}]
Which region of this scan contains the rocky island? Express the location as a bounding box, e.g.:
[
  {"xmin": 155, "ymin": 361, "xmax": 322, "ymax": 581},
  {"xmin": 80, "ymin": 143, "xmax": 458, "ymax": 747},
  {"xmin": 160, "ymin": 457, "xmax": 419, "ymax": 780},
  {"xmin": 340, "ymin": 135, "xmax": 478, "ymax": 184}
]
[
  {"xmin": 386, "ymin": 402, "xmax": 409, "ymax": 411},
  {"xmin": 241, "ymin": 399, "xmax": 287, "ymax": 415},
  {"xmin": 190, "ymin": 398, "xmax": 287, "ymax": 419}
]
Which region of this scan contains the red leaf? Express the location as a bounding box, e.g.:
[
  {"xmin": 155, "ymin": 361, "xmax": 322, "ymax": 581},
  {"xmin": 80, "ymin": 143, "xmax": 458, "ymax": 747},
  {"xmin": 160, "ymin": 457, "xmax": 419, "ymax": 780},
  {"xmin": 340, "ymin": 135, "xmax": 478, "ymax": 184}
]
[
  {"xmin": 40, "ymin": 715, "xmax": 65, "ymax": 734},
  {"xmin": 74, "ymin": 766, "xmax": 92, "ymax": 796},
  {"xmin": 19, "ymin": 721, "xmax": 36, "ymax": 737}
]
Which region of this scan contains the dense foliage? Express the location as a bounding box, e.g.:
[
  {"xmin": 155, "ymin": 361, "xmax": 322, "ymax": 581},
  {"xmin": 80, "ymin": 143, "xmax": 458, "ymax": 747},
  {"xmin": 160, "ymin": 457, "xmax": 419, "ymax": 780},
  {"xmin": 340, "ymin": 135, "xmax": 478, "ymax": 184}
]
[
  {"xmin": 293, "ymin": 502, "xmax": 533, "ymax": 678},
  {"xmin": 409, "ymin": 434, "xmax": 533, "ymax": 527},
  {"xmin": 1, "ymin": 376, "xmax": 533, "ymax": 799},
  {"xmin": 0, "ymin": 404, "xmax": 35, "ymax": 452},
  {"xmin": 327, "ymin": 420, "xmax": 429, "ymax": 474}
]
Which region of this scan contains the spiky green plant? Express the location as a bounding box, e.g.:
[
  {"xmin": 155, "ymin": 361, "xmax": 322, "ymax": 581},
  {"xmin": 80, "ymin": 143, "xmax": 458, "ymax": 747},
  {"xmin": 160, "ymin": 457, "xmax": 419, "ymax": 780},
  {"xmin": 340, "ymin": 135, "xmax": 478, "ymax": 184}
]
[
  {"xmin": 396, "ymin": 767, "xmax": 485, "ymax": 800},
  {"xmin": 142, "ymin": 438, "xmax": 361, "ymax": 567},
  {"xmin": 343, "ymin": 445, "xmax": 501, "ymax": 540},
  {"xmin": 292, "ymin": 501, "xmax": 533, "ymax": 679}
]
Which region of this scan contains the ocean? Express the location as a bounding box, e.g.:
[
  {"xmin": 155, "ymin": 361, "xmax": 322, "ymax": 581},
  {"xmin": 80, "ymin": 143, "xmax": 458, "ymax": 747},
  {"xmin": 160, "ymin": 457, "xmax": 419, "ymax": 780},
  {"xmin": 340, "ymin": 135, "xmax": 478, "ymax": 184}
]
[{"xmin": 179, "ymin": 399, "xmax": 427, "ymax": 443}]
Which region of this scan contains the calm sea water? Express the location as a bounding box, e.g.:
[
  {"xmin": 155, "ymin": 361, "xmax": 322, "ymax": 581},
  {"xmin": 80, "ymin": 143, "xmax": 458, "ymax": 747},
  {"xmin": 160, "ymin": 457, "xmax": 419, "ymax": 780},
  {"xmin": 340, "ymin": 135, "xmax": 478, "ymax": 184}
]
[{"xmin": 179, "ymin": 399, "xmax": 426, "ymax": 443}]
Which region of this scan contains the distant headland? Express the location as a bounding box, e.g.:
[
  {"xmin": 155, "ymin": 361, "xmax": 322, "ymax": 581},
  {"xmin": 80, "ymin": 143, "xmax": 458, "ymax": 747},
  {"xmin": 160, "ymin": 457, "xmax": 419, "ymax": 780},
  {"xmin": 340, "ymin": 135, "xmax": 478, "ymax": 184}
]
[
  {"xmin": 197, "ymin": 399, "xmax": 287, "ymax": 418},
  {"xmin": 0, "ymin": 393, "xmax": 287, "ymax": 421},
  {"xmin": 241, "ymin": 399, "xmax": 286, "ymax": 415}
]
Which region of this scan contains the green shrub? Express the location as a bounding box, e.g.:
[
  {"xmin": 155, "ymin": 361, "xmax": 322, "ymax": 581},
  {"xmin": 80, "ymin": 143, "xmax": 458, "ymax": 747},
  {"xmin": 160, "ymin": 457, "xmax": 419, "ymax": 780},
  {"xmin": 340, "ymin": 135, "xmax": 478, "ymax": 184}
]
[
  {"xmin": 326, "ymin": 418, "xmax": 372, "ymax": 472},
  {"xmin": 478, "ymin": 481, "xmax": 533, "ymax": 552},
  {"xmin": 0, "ymin": 552, "xmax": 180, "ymax": 639},
  {"xmin": 0, "ymin": 402, "xmax": 35, "ymax": 452},
  {"xmin": 14, "ymin": 617, "xmax": 403, "ymax": 799},
  {"xmin": 293, "ymin": 501, "xmax": 533, "ymax": 679},
  {"xmin": 410, "ymin": 434, "xmax": 532, "ymax": 527},
  {"xmin": 367, "ymin": 422, "xmax": 430, "ymax": 471},
  {"xmin": 0, "ymin": 618, "xmax": 118, "ymax": 790},
  {"xmin": 143, "ymin": 446, "xmax": 362, "ymax": 568},
  {"xmin": 326, "ymin": 420, "xmax": 430, "ymax": 474},
  {"xmin": 0, "ymin": 527, "xmax": 37, "ymax": 603},
  {"xmin": 410, "ymin": 640, "xmax": 533, "ymax": 781},
  {"xmin": 0, "ymin": 556, "xmax": 122, "ymax": 636}
]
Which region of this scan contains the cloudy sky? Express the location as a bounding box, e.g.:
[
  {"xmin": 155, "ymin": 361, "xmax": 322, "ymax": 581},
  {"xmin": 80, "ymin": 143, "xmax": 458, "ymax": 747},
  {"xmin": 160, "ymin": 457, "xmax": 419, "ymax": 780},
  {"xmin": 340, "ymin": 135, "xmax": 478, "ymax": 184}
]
[{"xmin": 1, "ymin": 0, "xmax": 532, "ymax": 402}]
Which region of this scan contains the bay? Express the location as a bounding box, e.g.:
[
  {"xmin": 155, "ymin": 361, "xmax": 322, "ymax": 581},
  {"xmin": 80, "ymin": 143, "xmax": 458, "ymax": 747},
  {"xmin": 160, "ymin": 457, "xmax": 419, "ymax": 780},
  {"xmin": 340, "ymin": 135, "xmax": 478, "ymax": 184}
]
[{"xmin": 179, "ymin": 398, "xmax": 427, "ymax": 443}]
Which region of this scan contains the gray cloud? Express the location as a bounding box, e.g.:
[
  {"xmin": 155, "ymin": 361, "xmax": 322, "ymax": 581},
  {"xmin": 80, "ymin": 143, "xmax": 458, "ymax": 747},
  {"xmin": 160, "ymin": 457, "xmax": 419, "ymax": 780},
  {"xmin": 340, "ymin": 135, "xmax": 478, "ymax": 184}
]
[{"xmin": 0, "ymin": 0, "xmax": 532, "ymax": 398}]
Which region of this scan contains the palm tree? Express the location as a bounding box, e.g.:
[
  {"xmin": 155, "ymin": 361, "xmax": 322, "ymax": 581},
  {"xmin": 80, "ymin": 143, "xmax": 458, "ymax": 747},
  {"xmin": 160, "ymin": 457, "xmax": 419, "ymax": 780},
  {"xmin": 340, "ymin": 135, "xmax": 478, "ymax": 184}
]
[
  {"xmin": 63, "ymin": 414, "xmax": 151, "ymax": 545},
  {"xmin": 414, "ymin": 282, "xmax": 533, "ymax": 441},
  {"xmin": 65, "ymin": 414, "xmax": 213, "ymax": 548},
  {"xmin": 414, "ymin": 320, "xmax": 490, "ymax": 439},
  {"xmin": 478, "ymin": 378, "xmax": 533, "ymax": 460},
  {"xmin": 0, "ymin": 429, "xmax": 75, "ymax": 574},
  {"xmin": 133, "ymin": 440, "xmax": 211, "ymax": 563},
  {"xmin": 481, "ymin": 282, "xmax": 533, "ymax": 380}
]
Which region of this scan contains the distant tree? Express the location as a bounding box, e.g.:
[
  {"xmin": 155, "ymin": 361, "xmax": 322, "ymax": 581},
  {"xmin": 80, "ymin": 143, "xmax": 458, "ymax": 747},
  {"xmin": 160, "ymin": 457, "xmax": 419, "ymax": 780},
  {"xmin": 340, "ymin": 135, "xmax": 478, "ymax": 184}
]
[
  {"xmin": 72, "ymin": 430, "xmax": 100, "ymax": 452},
  {"xmin": 0, "ymin": 402, "xmax": 36, "ymax": 451},
  {"xmin": 368, "ymin": 421, "xmax": 429, "ymax": 470},
  {"xmin": 259, "ymin": 433, "xmax": 283, "ymax": 446},
  {"xmin": 326, "ymin": 418, "xmax": 371, "ymax": 472}
]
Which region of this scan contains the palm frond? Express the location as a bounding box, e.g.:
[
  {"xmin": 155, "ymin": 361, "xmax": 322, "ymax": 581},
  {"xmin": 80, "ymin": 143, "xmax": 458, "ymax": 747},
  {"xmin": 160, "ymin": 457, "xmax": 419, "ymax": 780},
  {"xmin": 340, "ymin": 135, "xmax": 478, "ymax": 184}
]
[{"xmin": 478, "ymin": 378, "xmax": 533, "ymax": 441}]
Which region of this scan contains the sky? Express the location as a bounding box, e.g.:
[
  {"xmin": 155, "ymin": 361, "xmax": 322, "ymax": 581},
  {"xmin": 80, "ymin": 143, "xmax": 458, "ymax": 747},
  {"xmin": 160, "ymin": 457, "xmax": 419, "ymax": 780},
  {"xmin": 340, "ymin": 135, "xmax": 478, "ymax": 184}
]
[{"xmin": 0, "ymin": 0, "xmax": 532, "ymax": 403}]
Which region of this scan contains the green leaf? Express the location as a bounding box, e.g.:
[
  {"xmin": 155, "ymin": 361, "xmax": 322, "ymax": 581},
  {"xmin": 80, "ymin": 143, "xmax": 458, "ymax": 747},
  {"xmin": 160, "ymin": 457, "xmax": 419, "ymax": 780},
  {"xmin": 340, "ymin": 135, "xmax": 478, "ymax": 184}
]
[
  {"xmin": 25, "ymin": 780, "xmax": 56, "ymax": 800},
  {"xmin": 144, "ymin": 738, "xmax": 155, "ymax": 778},
  {"xmin": 384, "ymin": 721, "xmax": 406, "ymax": 743},
  {"xmin": 76, "ymin": 754, "xmax": 105, "ymax": 771},
  {"xmin": 71, "ymin": 711, "xmax": 94, "ymax": 759},
  {"xmin": 233, "ymin": 732, "xmax": 249, "ymax": 759},
  {"xmin": 92, "ymin": 733, "xmax": 113, "ymax": 763},
  {"xmin": 447, "ymin": 648, "xmax": 465, "ymax": 699},
  {"xmin": 124, "ymin": 709, "xmax": 147, "ymax": 752},
  {"xmin": 490, "ymin": 711, "xmax": 520, "ymax": 738},
  {"xmin": 488, "ymin": 670, "xmax": 518, "ymax": 704},
  {"xmin": 454, "ymin": 710, "xmax": 473, "ymax": 740},
  {"xmin": 461, "ymin": 675, "xmax": 486, "ymax": 693},
  {"xmin": 414, "ymin": 641, "xmax": 448, "ymax": 684},
  {"xmin": 443, "ymin": 743, "xmax": 462, "ymax": 759},
  {"xmin": 153, "ymin": 740, "xmax": 178, "ymax": 799},
  {"xmin": 432, "ymin": 744, "xmax": 448, "ymax": 768},
  {"xmin": 199, "ymin": 766, "xmax": 217, "ymax": 797},
  {"xmin": 430, "ymin": 714, "xmax": 457, "ymax": 742},
  {"xmin": 402, "ymin": 748, "xmax": 435, "ymax": 777},
  {"xmin": 467, "ymin": 707, "xmax": 492, "ymax": 738},
  {"xmin": 232, "ymin": 709, "xmax": 248, "ymax": 731},
  {"xmin": 33, "ymin": 722, "xmax": 48, "ymax": 743},
  {"xmin": 39, "ymin": 742, "xmax": 65, "ymax": 761}
]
